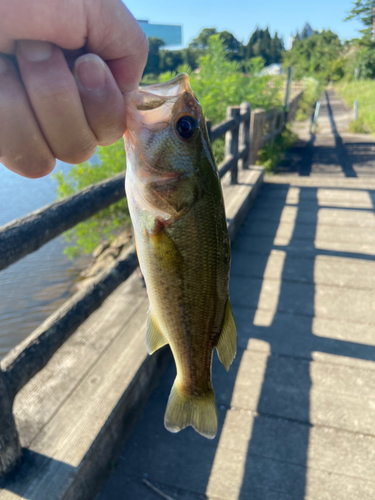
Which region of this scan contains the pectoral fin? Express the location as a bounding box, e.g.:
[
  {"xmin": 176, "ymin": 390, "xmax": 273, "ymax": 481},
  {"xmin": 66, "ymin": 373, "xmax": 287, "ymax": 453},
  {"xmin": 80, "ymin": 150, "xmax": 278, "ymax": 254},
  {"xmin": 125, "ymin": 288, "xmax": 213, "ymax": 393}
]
[
  {"xmin": 216, "ymin": 300, "xmax": 237, "ymax": 371},
  {"xmin": 146, "ymin": 313, "xmax": 168, "ymax": 355}
]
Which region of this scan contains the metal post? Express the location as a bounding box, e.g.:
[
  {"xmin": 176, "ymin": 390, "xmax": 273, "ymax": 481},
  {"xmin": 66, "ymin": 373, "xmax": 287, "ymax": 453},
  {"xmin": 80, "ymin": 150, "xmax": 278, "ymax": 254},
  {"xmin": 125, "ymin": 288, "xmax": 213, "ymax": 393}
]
[
  {"xmin": 0, "ymin": 369, "xmax": 22, "ymax": 478},
  {"xmin": 239, "ymin": 102, "xmax": 251, "ymax": 170},
  {"xmin": 354, "ymin": 100, "xmax": 359, "ymax": 121},
  {"xmin": 225, "ymin": 106, "xmax": 240, "ymax": 185},
  {"xmin": 311, "ymin": 101, "xmax": 321, "ymax": 134}
]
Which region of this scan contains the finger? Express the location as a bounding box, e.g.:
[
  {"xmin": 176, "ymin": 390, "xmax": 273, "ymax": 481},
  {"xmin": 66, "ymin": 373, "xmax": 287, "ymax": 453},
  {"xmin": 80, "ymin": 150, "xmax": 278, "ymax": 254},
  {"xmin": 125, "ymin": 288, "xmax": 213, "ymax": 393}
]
[
  {"xmin": 86, "ymin": 0, "xmax": 149, "ymax": 92},
  {"xmin": 73, "ymin": 54, "xmax": 126, "ymax": 145},
  {"xmin": 0, "ymin": 0, "xmax": 148, "ymax": 92},
  {"xmin": 16, "ymin": 40, "xmax": 97, "ymax": 164},
  {"xmin": 0, "ymin": 54, "xmax": 55, "ymax": 178}
]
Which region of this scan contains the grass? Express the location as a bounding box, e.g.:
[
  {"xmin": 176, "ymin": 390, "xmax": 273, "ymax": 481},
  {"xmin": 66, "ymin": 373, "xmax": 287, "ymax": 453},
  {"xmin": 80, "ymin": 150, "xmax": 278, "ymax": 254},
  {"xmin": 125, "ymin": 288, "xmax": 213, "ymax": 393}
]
[
  {"xmin": 336, "ymin": 80, "xmax": 375, "ymax": 134},
  {"xmin": 348, "ymin": 118, "xmax": 368, "ymax": 134},
  {"xmin": 256, "ymin": 126, "xmax": 298, "ymax": 172},
  {"xmin": 296, "ymin": 77, "xmax": 323, "ymax": 122}
]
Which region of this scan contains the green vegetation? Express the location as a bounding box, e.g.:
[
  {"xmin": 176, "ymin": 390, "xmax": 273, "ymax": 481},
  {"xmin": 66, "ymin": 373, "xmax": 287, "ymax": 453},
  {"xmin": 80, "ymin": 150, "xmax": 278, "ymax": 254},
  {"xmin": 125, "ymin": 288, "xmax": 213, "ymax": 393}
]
[
  {"xmin": 345, "ymin": 0, "xmax": 375, "ymax": 39},
  {"xmin": 160, "ymin": 36, "xmax": 283, "ymax": 166},
  {"xmin": 56, "ymin": 36, "xmax": 286, "ymax": 257},
  {"xmin": 143, "ymin": 26, "xmax": 284, "ymax": 78},
  {"xmin": 348, "ymin": 118, "xmax": 368, "ymax": 133},
  {"xmin": 171, "ymin": 36, "xmax": 282, "ymax": 125},
  {"xmin": 246, "ymin": 28, "xmax": 284, "ymax": 65},
  {"xmin": 256, "ymin": 126, "xmax": 298, "ymax": 172},
  {"xmin": 283, "ymin": 30, "xmax": 345, "ymax": 83},
  {"xmin": 53, "ymin": 140, "xmax": 129, "ymax": 258},
  {"xmin": 336, "ymin": 80, "xmax": 375, "ymax": 133},
  {"xmin": 296, "ymin": 77, "xmax": 323, "ymax": 121}
]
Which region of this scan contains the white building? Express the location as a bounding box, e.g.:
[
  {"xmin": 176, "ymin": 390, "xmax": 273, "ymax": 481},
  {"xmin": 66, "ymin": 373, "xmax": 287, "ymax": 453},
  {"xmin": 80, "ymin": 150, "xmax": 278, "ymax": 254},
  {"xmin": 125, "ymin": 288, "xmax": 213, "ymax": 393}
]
[{"xmin": 260, "ymin": 63, "xmax": 285, "ymax": 76}]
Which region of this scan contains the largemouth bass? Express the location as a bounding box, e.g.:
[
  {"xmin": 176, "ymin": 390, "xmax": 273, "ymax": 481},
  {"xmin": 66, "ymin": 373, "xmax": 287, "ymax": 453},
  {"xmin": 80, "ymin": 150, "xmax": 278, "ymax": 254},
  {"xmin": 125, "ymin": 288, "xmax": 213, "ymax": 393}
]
[{"xmin": 124, "ymin": 74, "xmax": 237, "ymax": 439}]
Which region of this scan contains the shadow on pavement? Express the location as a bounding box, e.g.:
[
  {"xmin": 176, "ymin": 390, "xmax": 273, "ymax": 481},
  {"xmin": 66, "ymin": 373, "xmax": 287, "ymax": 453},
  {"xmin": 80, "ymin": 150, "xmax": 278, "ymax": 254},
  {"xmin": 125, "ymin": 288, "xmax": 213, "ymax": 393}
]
[{"xmin": 98, "ymin": 180, "xmax": 375, "ymax": 499}]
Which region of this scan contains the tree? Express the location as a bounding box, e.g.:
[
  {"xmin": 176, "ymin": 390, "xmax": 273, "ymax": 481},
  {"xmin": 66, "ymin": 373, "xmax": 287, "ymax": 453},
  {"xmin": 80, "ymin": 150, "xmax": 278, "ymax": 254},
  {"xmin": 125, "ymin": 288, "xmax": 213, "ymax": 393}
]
[
  {"xmin": 188, "ymin": 28, "xmax": 218, "ymax": 50},
  {"xmin": 283, "ymin": 29, "xmax": 345, "ymax": 82},
  {"xmin": 344, "ymin": 0, "xmax": 375, "ymax": 79},
  {"xmin": 345, "ymin": 0, "xmax": 375, "ymax": 39},
  {"xmin": 217, "ymin": 31, "xmax": 244, "ymax": 61},
  {"xmin": 143, "ymin": 37, "xmax": 165, "ymax": 75},
  {"xmin": 246, "ymin": 28, "xmax": 284, "ymax": 65},
  {"xmin": 160, "ymin": 50, "xmax": 184, "ymax": 73},
  {"xmin": 189, "ymin": 28, "xmax": 245, "ymax": 63}
]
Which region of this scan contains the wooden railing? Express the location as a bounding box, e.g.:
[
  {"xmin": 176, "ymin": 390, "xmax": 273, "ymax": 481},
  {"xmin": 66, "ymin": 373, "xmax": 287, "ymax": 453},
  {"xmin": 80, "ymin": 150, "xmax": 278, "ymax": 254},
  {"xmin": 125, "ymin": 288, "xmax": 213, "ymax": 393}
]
[{"xmin": 0, "ymin": 89, "xmax": 303, "ymax": 477}]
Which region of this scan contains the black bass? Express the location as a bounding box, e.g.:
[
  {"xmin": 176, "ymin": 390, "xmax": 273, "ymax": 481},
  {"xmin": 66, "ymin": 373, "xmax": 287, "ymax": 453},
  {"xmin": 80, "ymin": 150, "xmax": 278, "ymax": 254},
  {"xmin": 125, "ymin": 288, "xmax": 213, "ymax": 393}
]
[{"xmin": 124, "ymin": 74, "xmax": 236, "ymax": 439}]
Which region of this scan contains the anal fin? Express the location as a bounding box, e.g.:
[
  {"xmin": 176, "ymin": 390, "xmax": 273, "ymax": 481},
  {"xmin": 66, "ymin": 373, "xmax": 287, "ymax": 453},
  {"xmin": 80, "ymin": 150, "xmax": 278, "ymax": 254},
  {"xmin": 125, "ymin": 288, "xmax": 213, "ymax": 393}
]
[
  {"xmin": 216, "ymin": 300, "xmax": 237, "ymax": 371},
  {"xmin": 146, "ymin": 313, "xmax": 168, "ymax": 355}
]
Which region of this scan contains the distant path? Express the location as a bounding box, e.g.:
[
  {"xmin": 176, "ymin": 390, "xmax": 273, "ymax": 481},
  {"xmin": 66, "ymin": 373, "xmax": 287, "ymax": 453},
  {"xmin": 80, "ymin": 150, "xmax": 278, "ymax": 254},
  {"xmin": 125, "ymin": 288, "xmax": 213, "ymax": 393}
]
[
  {"xmin": 97, "ymin": 91, "xmax": 375, "ymax": 500},
  {"xmin": 284, "ymin": 89, "xmax": 375, "ymax": 178}
]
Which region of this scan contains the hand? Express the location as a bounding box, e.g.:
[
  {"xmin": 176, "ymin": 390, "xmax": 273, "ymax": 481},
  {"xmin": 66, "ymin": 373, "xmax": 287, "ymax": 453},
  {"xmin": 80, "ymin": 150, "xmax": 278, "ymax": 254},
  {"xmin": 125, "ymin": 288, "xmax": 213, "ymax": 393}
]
[{"xmin": 0, "ymin": 0, "xmax": 148, "ymax": 178}]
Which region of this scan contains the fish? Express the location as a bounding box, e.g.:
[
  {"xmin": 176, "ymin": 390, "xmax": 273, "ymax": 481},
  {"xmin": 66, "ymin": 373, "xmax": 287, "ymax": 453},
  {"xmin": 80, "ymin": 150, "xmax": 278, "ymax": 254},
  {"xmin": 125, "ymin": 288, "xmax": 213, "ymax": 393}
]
[{"xmin": 124, "ymin": 74, "xmax": 237, "ymax": 439}]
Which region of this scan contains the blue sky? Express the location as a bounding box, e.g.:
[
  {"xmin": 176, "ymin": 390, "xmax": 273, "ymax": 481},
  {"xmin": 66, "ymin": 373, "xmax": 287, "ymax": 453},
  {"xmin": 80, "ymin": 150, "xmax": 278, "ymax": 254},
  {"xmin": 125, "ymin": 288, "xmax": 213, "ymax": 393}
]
[{"xmin": 125, "ymin": 0, "xmax": 363, "ymax": 48}]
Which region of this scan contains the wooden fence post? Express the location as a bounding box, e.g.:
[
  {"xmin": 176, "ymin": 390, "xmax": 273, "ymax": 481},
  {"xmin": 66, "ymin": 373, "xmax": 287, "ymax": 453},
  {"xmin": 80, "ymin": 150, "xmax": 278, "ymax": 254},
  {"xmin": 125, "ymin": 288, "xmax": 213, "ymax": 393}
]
[
  {"xmin": 249, "ymin": 109, "xmax": 266, "ymax": 165},
  {"xmin": 0, "ymin": 369, "xmax": 21, "ymax": 477},
  {"xmin": 269, "ymin": 109, "xmax": 278, "ymax": 144},
  {"xmin": 225, "ymin": 106, "xmax": 240, "ymax": 184},
  {"xmin": 239, "ymin": 102, "xmax": 251, "ymax": 170}
]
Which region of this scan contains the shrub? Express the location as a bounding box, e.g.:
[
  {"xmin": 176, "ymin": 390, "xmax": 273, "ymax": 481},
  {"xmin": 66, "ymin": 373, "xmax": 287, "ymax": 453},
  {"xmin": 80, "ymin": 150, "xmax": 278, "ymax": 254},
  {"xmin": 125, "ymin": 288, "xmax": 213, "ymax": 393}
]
[
  {"xmin": 256, "ymin": 126, "xmax": 298, "ymax": 172},
  {"xmin": 53, "ymin": 140, "xmax": 129, "ymax": 259},
  {"xmin": 296, "ymin": 77, "xmax": 323, "ymax": 121}
]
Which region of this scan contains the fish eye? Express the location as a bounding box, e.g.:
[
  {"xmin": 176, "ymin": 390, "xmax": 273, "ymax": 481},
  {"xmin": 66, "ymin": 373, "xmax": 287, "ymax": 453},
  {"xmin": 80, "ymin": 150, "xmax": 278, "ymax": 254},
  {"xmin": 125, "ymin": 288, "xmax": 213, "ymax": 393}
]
[{"xmin": 176, "ymin": 116, "xmax": 197, "ymax": 140}]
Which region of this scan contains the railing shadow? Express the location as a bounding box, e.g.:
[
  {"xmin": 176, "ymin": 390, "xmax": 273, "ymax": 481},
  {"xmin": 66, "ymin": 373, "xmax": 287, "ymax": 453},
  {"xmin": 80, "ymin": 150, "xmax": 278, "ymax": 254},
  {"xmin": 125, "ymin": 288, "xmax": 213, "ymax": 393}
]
[
  {"xmin": 0, "ymin": 450, "xmax": 75, "ymax": 498},
  {"xmin": 98, "ymin": 180, "xmax": 375, "ymax": 499},
  {"xmin": 325, "ymin": 90, "xmax": 357, "ymax": 178}
]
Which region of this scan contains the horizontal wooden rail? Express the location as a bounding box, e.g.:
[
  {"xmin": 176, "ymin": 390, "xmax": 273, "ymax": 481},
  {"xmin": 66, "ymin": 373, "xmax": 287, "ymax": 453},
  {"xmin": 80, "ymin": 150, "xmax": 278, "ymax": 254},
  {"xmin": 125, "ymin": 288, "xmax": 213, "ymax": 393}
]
[
  {"xmin": 218, "ymin": 146, "xmax": 249, "ymax": 179},
  {"xmin": 0, "ymin": 173, "xmax": 126, "ymax": 273},
  {"xmin": 2, "ymin": 246, "xmax": 138, "ymax": 397},
  {"xmin": 210, "ymin": 106, "xmax": 251, "ymax": 143}
]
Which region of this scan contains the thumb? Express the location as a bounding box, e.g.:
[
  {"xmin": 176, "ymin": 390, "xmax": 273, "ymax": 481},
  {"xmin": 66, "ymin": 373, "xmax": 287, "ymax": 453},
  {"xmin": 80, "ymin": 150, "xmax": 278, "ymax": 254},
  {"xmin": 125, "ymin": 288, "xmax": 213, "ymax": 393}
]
[{"xmin": 84, "ymin": 0, "xmax": 148, "ymax": 92}]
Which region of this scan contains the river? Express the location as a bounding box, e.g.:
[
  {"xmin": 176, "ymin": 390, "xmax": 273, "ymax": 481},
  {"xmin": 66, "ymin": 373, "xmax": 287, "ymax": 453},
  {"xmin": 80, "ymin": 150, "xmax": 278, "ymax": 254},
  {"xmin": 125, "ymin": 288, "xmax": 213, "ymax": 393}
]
[{"xmin": 0, "ymin": 163, "xmax": 91, "ymax": 359}]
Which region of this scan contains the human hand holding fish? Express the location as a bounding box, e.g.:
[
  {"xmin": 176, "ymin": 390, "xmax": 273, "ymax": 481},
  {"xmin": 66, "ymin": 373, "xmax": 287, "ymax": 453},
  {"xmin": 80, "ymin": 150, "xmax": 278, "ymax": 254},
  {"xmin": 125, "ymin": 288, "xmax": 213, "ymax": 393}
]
[
  {"xmin": 0, "ymin": 0, "xmax": 237, "ymax": 438},
  {"xmin": 124, "ymin": 74, "xmax": 237, "ymax": 439},
  {"xmin": 0, "ymin": 0, "xmax": 148, "ymax": 178}
]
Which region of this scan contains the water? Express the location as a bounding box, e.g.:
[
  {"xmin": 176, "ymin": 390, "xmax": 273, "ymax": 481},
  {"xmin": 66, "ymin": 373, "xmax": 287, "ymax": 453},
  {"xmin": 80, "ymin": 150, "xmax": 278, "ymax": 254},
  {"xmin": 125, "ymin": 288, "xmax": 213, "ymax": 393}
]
[{"xmin": 0, "ymin": 163, "xmax": 91, "ymax": 359}]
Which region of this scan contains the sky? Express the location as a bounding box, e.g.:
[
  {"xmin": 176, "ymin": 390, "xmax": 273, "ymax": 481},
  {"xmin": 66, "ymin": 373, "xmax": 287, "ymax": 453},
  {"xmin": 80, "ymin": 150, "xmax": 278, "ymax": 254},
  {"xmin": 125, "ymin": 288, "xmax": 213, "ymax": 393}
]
[{"xmin": 125, "ymin": 0, "xmax": 363, "ymax": 48}]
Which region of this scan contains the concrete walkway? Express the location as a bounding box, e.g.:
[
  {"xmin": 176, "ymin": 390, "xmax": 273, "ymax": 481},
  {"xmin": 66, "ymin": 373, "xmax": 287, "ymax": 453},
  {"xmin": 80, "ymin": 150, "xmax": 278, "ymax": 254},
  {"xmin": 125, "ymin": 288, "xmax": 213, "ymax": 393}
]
[{"xmin": 97, "ymin": 91, "xmax": 375, "ymax": 500}]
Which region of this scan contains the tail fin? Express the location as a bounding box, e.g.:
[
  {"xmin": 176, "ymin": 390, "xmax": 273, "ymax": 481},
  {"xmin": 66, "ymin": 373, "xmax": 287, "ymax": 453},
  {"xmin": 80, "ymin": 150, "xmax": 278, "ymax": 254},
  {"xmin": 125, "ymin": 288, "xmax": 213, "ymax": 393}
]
[{"xmin": 164, "ymin": 380, "xmax": 218, "ymax": 439}]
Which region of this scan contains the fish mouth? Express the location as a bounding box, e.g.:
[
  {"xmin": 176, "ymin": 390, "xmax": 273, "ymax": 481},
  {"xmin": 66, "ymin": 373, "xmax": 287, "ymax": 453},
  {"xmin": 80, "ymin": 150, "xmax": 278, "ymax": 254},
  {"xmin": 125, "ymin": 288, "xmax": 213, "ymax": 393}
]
[
  {"xmin": 125, "ymin": 74, "xmax": 199, "ymax": 134},
  {"xmin": 137, "ymin": 73, "xmax": 192, "ymax": 101}
]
